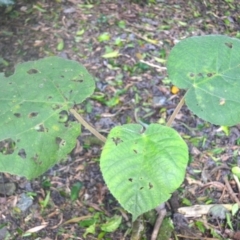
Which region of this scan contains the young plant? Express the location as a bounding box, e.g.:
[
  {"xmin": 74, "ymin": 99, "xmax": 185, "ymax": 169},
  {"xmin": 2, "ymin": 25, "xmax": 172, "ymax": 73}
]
[
  {"xmin": 100, "ymin": 35, "xmax": 240, "ymax": 220},
  {"xmin": 0, "ymin": 35, "xmax": 239, "ymax": 223}
]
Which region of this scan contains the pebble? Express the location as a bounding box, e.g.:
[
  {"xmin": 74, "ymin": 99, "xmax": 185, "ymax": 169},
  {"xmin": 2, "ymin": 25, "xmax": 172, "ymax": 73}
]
[
  {"xmin": 0, "ymin": 182, "xmax": 16, "ymax": 195},
  {"xmin": 16, "ymin": 193, "xmax": 33, "ymax": 212},
  {"xmin": 153, "ymin": 96, "xmax": 167, "ymax": 107},
  {"xmin": 63, "ymin": 7, "xmax": 76, "ymax": 14}
]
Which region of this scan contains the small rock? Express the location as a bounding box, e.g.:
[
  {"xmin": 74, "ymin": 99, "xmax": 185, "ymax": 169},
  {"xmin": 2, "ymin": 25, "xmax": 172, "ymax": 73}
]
[
  {"xmin": 153, "ymin": 96, "xmax": 166, "ymax": 107},
  {"xmin": 63, "ymin": 7, "xmax": 76, "ymax": 14},
  {"xmin": 143, "ymin": 43, "xmax": 156, "ymax": 51},
  {"xmin": 0, "ymin": 182, "xmax": 16, "ymax": 195},
  {"xmin": 129, "ymin": 33, "xmax": 135, "ymax": 41},
  {"xmin": 208, "ymin": 205, "xmax": 229, "ymax": 220},
  {"xmin": 16, "ymin": 193, "xmax": 33, "ymax": 212},
  {"xmin": 24, "ymin": 182, "xmax": 33, "ymax": 192},
  {"xmin": 58, "ymin": 52, "xmax": 69, "ymax": 59}
]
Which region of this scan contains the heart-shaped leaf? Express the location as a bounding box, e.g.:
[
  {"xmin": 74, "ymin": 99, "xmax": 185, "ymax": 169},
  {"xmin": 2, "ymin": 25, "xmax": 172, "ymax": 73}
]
[
  {"xmin": 0, "ymin": 57, "xmax": 95, "ymax": 179},
  {"xmin": 167, "ymin": 35, "xmax": 240, "ymax": 126},
  {"xmin": 100, "ymin": 124, "xmax": 188, "ymax": 221}
]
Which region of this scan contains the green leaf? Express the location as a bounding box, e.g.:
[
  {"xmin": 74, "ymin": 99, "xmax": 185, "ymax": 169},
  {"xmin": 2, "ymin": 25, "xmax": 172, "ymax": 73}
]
[
  {"xmin": 232, "ymin": 166, "xmax": 240, "ymax": 178},
  {"xmin": 154, "ymin": 57, "xmax": 166, "ymax": 63},
  {"xmin": 83, "ymin": 223, "xmax": 96, "ymax": 238},
  {"xmin": 226, "ymin": 212, "xmax": 233, "ymax": 230},
  {"xmin": 40, "ymin": 190, "xmax": 50, "ymax": 208},
  {"xmin": 195, "ymin": 221, "xmax": 206, "ymax": 233},
  {"xmin": 0, "ymin": 58, "xmax": 9, "ymax": 67},
  {"xmin": 76, "ymin": 29, "xmax": 85, "ymax": 36},
  {"xmin": 0, "ymin": 57, "xmax": 95, "ymax": 179},
  {"xmin": 102, "ymin": 50, "xmax": 120, "ymax": 59},
  {"xmin": 79, "ymin": 218, "xmax": 95, "ymax": 227},
  {"xmin": 232, "ymin": 203, "xmax": 239, "ymax": 216},
  {"xmin": 182, "ymin": 198, "xmax": 192, "ymax": 206},
  {"xmin": 57, "ymin": 39, "xmax": 64, "ymax": 51},
  {"xmin": 167, "ymin": 35, "xmax": 240, "ymax": 126},
  {"xmin": 117, "ymin": 20, "xmax": 126, "ymax": 29},
  {"xmin": 70, "ymin": 181, "xmax": 83, "ymax": 201},
  {"xmin": 114, "ymin": 38, "xmax": 123, "ymax": 47},
  {"xmin": 221, "ymin": 126, "xmax": 230, "ymax": 136},
  {"xmin": 98, "ymin": 32, "xmax": 111, "ymax": 42},
  {"xmin": 100, "ymin": 215, "xmax": 122, "ymax": 232},
  {"xmin": 100, "ymin": 124, "xmax": 188, "ymax": 221},
  {"xmin": 135, "ymin": 62, "xmax": 150, "ymax": 71}
]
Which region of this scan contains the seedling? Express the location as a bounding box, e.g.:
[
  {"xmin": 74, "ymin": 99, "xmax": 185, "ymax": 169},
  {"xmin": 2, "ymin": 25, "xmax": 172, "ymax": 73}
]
[
  {"xmin": 70, "ymin": 181, "xmax": 83, "ymax": 201},
  {"xmin": 40, "ymin": 190, "xmax": 51, "ymax": 210},
  {"xmin": 78, "ymin": 212, "xmax": 122, "ymax": 238},
  {"xmin": 0, "ymin": 35, "xmax": 240, "ymax": 225}
]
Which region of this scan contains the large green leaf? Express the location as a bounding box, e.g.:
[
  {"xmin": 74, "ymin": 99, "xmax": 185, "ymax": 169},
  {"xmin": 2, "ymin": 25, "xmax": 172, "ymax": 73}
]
[
  {"xmin": 100, "ymin": 124, "xmax": 188, "ymax": 221},
  {"xmin": 167, "ymin": 35, "xmax": 240, "ymax": 126},
  {"xmin": 0, "ymin": 57, "xmax": 95, "ymax": 179}
]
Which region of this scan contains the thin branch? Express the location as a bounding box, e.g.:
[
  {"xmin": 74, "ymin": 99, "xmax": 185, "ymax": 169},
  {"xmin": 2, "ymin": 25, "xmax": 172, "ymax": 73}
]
[
  {"xmin": 123, "ymin": 28, "xmax": 160, "ymax": 46},
  {"xmin": 70, "ymin": 108, "xmax": 106, "ymax": 143},
  {"xmin": 139, "ymin": 60, "xmax": 166, "ymax": 71},
  {"xmin": 176, "ymin": 234, "xmax": 219, "ymax": 240},
  {"xmin": 151, "ymin": 207, "xmax": 167, "ymax": 240},
  {"xmin": 223, "ymin": 175, "xmax": 240, "ymax": 206}
]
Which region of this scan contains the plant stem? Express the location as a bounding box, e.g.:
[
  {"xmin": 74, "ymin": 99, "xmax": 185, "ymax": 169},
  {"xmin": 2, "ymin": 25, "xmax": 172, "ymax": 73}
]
[
  {"xmin": 151, "ymin": 204, "xmax": 167, "ymax": 240},
  {"xmin": 166, "ymin": 94, "xmax": 185, "ymax": 127},
  {"xmin": 70, "ymin": 108, "xmax": 107, "ymax": 143}
]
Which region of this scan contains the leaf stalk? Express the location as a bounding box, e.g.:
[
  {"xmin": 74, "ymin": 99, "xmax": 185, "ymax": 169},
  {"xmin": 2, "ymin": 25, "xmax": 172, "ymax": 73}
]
[
  {"xmin": 70, "ymin": 109, "xmax": 106, "ymax": 143},
  {"xmin": 166, "ymin": 94, "xmax": 186, "ymax": 127}
]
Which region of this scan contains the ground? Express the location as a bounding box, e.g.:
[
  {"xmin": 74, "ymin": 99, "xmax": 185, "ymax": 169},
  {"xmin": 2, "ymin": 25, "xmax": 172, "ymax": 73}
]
[{"xmin": 0, "ymin": 0, "xmax": 240, "ymax": 239}]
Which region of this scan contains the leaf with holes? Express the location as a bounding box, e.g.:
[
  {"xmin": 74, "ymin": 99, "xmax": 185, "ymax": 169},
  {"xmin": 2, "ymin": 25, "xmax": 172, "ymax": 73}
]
[
  {"xmin": 0, "ymin": 57, "xmax": 95, "ymax": 179},
  {"xmin": 100, "ymin": 124, "xmax": 188, "ymax": 221},
  {"xmin": 167, "ymin": 35, "xmax": 240, "ymax": 126}
]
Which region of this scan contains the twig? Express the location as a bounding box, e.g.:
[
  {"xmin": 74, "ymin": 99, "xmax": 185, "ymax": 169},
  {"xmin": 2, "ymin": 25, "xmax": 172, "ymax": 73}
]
[
  {"xmin": 210, "ymin": 164, "xmax": 231, "ymax": 177},
  {"xmin": 151, "ymin": 204, "xmax": 166, "ymax": 240},
  {"xmin": 127, "ymin": 22, "xmax": 156, "ymax": 32},
  {"xmin": 100, "ymin": 107, "xmax": 124, "ymax": 117},
  {"xmin": 123, "ymin": 28, "xmax": 160, "ymax": 46},
  {"xmin": 176, "ymin": 234, "xmax": 219, "ymax": 240},
  {"xmin": 70, "ymin": 108, "xmax": 106, "ymax": 143},
  {"xmin": 223, "ymin": 175, "xmax": 240, "ymax": 206},
  {"xmin": 139, "ymin": 60, "xmax": 166, "ymax": 71}
]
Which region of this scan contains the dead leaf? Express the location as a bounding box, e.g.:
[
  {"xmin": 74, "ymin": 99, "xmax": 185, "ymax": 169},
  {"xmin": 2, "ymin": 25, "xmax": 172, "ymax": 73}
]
[{"xmin": 25, "ymin": 222, "xmax": 48, "ymax": 233}]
